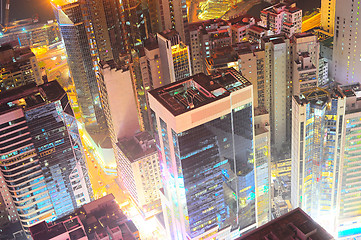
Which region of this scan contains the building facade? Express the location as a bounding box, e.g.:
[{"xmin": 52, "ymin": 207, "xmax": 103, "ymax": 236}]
[
  {"xmin": 0, "ymin": 82, "xmax": 92, "ymax": 233},
  {"xmin": 321, "ymin": 0, "xmax": 336, "ymax": 34},
  {"xmin": 291, "ymin": 87, "xmax": 345, "ymax": 232},
  {"xmin": 157, "ymin": 30, "xmax": 192, "ymax": 84},
  {"xmin": 0, "ymin": 44, "xmax": 42, "ymax": 91},
  {"xmin": 116, "ymin": 132, "xmax": 162, "ymax": 216},
  {"xmin": 52, "ymin": 0, "xmax": 109, "ymax": 134},
  {"xmin": 332, "ymin": 0, "xmax": 361, "ymax": 85},
  {"xmin": 260, "ymin": 2, "xmax": 302, "ymax": 37},
  {"xmin": 149, "ymin": 68, "xmax": 257, "ymax": 239}
]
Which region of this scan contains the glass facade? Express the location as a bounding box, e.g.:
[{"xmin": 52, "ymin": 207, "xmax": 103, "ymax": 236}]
[
  {"xmin": 155, "ymin": 102, "xmax": 255, "ymax": 238},
  {"xmin": 0, "ymin": 85, "xmax": 92, "ymax": 234},
  {"xmin": 52, "ymin": 2, "xmax": 108, "ymax": 133},
  {"xmin": 295, "ymin": 95, "xmax": 344, "ymax": 224},
  {"xmin": 338, "ymin": 115, "xmax": 361, "ymax": 231}
]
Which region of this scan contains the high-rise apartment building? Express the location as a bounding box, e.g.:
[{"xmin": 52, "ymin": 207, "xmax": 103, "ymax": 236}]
[
  {"xmin": 116, "ymin": 132, "xmax": 162, "ymax": 216},
  {"xmin": 189, "ymin": 19, "xmax": 231, "ymax": 75},
  {"xmin": 52, "ymin": 0, "xmax": 109, "ymax": 133},
  {"xmin": 0, "ymin": 81, "xmax": 92, "ymax": 233},
  {"xmin": 236, "ymin": 43, "xmax": 266, "ymax": 109},
  {"xmin": 157, "ymin": 30, "xmax": 192, "ymax": 84},
  {"xmin": 149, "ymin": 68, "xmax": 256, "ymax": 239},
  {"xmin": 87, "ymin": 0, "xmax": 126, "ymax": 62},
  {"xmin": 292, "ymin": 52, "xmax": 318, "ymax": 96},
  {"xmin": 0, "ymin": 44, "xmax": 42, "ymax": 91},
  {"xmin": 262, "ymin": 34, "xmax": 291, "ymax": 154},
  {"xmin": 321, "ymin": 0, "xmax": 336, "ymax": 34},
  {"xmin": 260, "ymin": 2, "xmax": 302, "ymax": 37},
  {"xmin": 156, "ymin": 0, "xmax": 188, "ymax": 44},
  {"xmin": 332, "ymin": 0, "xmax": 361, "ymax": 85}
]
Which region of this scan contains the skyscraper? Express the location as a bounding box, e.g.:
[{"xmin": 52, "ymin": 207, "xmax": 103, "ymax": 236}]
[
  {"xmin": 291, "ymin": 87, "xmax": 345, "ymax": 233},
  {"xmin": 87, "ymin": 0, "xmax": 126, "ymax": 62},
  {"xmin": 262, "ymin": 34, "xmax": 291, "ymax": 154},
  {"xmin": 0, "ymin": 81, "xmax": 92, "ymax": 233},
  {"xmin": 149, "ymin": 68, "xmax": 256, "ymax": 239},
  {"xmin": 51, "ymin": 0, "xmax": 108, "ymax": 133},
  {"xmin": 332, "ymin": 0, "xmax": 361, "ymax": 85}
]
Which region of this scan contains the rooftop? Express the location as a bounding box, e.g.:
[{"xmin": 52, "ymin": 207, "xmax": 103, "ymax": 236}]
[
  {"xmin": 30, "ymin": 194, "xmax": 137, "ymax": 240},
  {"xmin": 262, "ymin": 33, "xmax": 288, "ymax": 45},
  {"xmin": 188, "ymin": 18, "xmax": 228, "ymax": 32},
  {"xmin": 294, "ymin": 87, "xmax": 345, "ymax": 107},
  {"xmin": 143, "ymin": 37, "xmax": 159, "ymax": 51},
  {"xmin": 0, "ymin": 81, "xmax": 66, "ymax": 114},
  {"xmin": 237, "ymin": 208, "xmax": 334, "ymax": 240},
  {"xmin": 149, "ymin": 68, "xmax": 251, "ymax": 116},
  {"xmin": 158, "ymin": 29, "xmax": 179, "ymax": 40},
  {"xmin": 205, "ymin": 46, "xmax": 238, "ymax": 67},
  {"xmin": 248, "ymin": 24, "xmax": 269, "ymax": 34},
  {"xmin": 117, "ymin": 131, "xmax": 157, "ymax": 163}
]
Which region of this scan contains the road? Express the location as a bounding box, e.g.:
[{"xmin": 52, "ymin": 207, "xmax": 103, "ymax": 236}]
[
  {"xmin": 78, "ymin": 123, "xmax": 166, "ymax": 239},
  {"xmin": 302, "ymin": 12, "xmax": 321, "ymax": 32}
]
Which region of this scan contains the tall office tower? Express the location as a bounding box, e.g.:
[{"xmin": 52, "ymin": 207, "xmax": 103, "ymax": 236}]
[
  {"xmin": 149, "ymin": 68, "xmax": 256, "ymax": 239},
  {"xmin": 116, "ymin": 132, "xmax": 162, "ymax": 216},
  {"xmin": 254, "ymin": 108, "xmax": 271, "ymax": 226},
  {"xmin": 157, "ymin": 29, "xmax": 192, "ymax": 84},
  {"xmin": 332, "ymin": 0, "xmax": 361, "ymax": 85},
  {"xmin": 52, "ymin": 0, "xmax": 108, "ymax": 133},
  {"xmin": 0, "ymin": 81, "xmax": 92, "ymax": 233},
  {"xmin": 292, "ymin": 53, "xmax": 318, "ymax": 96},
  {"xmin": 189, "ymin": 19, "xmax": 231, "ymax": 75},
  {"xmin": 87, "ymin": 0, "xmax": 126, "ymax": 62},
  {"xmin": 321, "ymin": 0, "xmax": 336, "ymax": 34},
  {"xmin": 334, "ymin": 84, "xmax": 361, "ymax": 239},
  {"xmin": 0, "ymin": 44, "xmax": 42, "ymax": 91},
  {"xmin": 157, "ymin": 0, "xmax": 189, "ymax": 44},
  {"xmin": 262, "ymin": 34, "xmax": 291, "ymax": 154},
  {"xmin": 291, "ymin": 87, "xmax": 346, "ymax": 231},
  {"xmin": 260, "ymin": 2, "xmax": 302, "ymax": 37}
]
